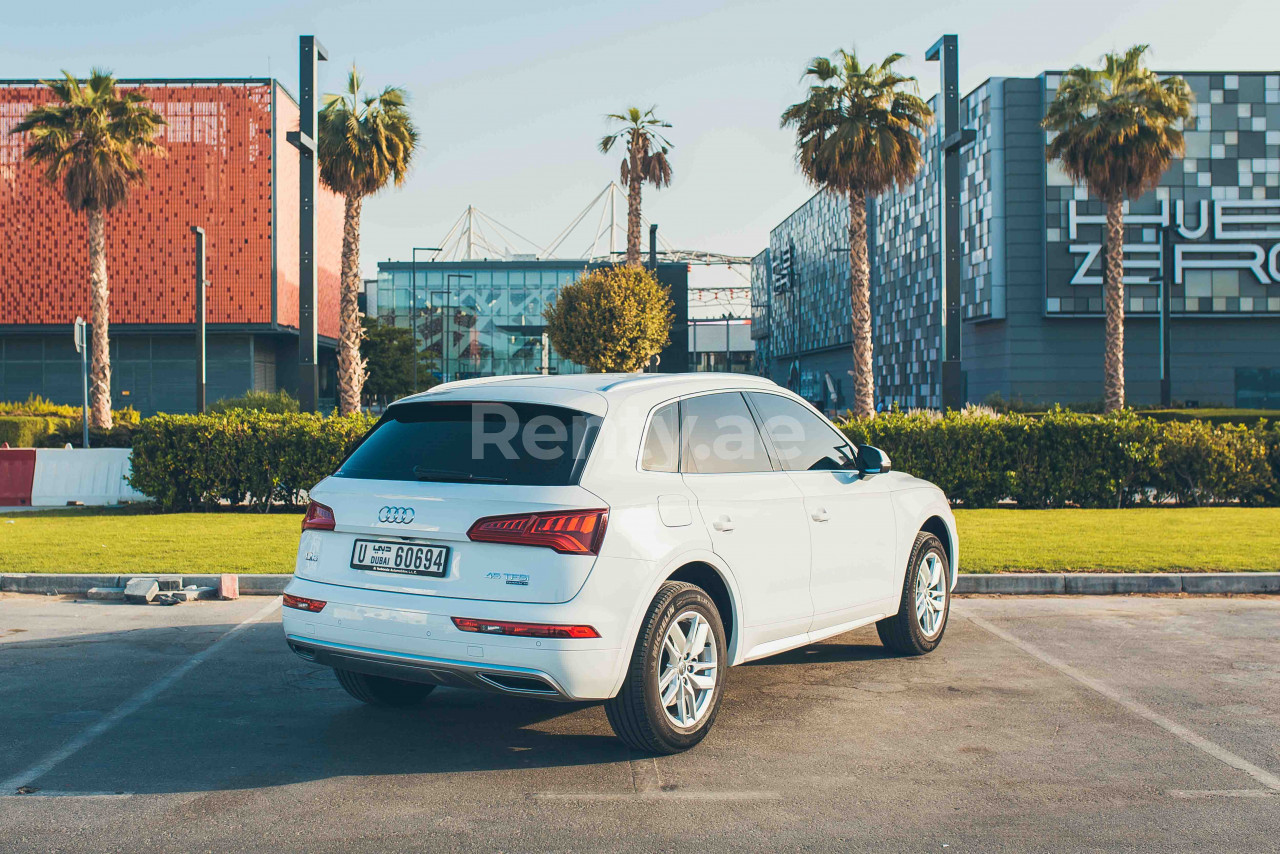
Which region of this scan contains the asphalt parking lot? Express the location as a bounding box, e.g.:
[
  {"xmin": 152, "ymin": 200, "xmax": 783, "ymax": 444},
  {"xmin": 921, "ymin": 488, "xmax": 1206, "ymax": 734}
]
[{"xmin": 1, "ymin": 593, "xmax": 1277, "ymax": 853}]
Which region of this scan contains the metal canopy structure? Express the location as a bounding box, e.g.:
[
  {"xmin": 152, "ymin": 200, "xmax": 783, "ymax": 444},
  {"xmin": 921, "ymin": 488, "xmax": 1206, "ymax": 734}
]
[{"xmin": 422, "ymin": 183, "xmax": 754, "ymax": 267}]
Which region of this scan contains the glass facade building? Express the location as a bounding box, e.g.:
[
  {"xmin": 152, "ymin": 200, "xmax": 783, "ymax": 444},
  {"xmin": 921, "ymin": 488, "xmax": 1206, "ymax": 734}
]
[
  {"xmin": 375, "ymin": 259, "xmax": 690, "ymax": 382},
  {"xmin": 753, "ymin": 70, "xmax": 1280, "ymax": 410}
]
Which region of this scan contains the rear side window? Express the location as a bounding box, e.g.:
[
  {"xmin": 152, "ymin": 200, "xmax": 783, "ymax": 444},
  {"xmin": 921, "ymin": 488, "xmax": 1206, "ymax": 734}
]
[
  {"xmin": 335, "ymin": 401, "xmax": 601, "ymax": 486},
  {"xmin": 747, "ymin": 392, "xmax": 855, "ymax": 472},
  {"xmin": 641, "ymin": 403, "xmax": 680, "ymax": 472},
  {"xmin": 679, "ymin": 392, "xmax": 774, "ymax": 474}
]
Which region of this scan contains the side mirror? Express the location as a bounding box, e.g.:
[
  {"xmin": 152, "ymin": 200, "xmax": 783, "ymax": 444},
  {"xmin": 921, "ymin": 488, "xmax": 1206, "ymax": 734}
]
[{"xmin": 856, "ymin": 445, "xmax": 892, "ymax": 477}]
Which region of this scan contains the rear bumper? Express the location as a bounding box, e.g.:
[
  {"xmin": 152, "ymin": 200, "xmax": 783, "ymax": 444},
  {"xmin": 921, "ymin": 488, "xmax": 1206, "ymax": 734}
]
[
  {"xmin": 281, "ymin": 568, "xmax": 649, "ymax": 700},
  {"xmin": 286, "ymin": 636, "xmax": 574, "ymax": 699}
]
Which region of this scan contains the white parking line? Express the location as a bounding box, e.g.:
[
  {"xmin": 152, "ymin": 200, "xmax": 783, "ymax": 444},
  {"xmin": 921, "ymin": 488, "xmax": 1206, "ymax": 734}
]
[
  {"xmin": 530, "ymin": 791, "xmax": 780, "ymax": 801},
  {"xmin": 967, "ymin": 614, "xmax": 1280, "ymax": 794},
  {"xmin": 0, "ymin": 597, "xmax": 281, "ymax": 795}
]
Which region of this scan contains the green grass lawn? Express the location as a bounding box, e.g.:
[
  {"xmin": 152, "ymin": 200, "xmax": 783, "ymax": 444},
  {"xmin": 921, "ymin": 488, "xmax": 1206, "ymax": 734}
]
[
  {"xmin": 957, "ymin": 507, "xmax": 1279, "ymax": 573},
  {"xmin": 1, "ymin": 506, "xmax": 1277, "ymax": 575}
]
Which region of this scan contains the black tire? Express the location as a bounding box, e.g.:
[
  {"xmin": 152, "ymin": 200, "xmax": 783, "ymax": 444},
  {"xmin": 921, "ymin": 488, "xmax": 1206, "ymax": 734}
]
[
  {"xmin": 877, "ymin": 532, "xmax": 950, "ymax": 656},
  {"xmin": 333, "ymin": 667, "xmax": 437, "ymax": 707},
  {"xmin": 605, "ymin": 581, "xmax": 728, "ymax": 754}
]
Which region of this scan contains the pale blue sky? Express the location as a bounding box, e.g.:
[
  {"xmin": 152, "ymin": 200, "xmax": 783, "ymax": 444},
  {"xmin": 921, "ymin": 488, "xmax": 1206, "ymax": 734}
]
[{"xmin": 4, "ymin": 0, "xmax": 1279, "ymax": 279}]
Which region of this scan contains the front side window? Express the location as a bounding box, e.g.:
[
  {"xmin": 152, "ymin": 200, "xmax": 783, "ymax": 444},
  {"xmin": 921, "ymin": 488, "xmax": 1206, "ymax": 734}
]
[
  {"xmin": 679, "ymin": 392, "xmax": 774, "ymax": 474},
  {"xmin": 336, "ymin": 401, "xmax": 600, "ymax": 486},
  {"xmin": 746, "ymin": 392, "xmax": 855, "ymax": 472}
]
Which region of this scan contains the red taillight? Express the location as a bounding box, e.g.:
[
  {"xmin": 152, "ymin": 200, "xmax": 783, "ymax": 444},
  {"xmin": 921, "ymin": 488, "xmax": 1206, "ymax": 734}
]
[
  {"xmin": 451, "ymin": 617, "xmax": 600, "ymax": 639},
  {"xmin": 283, "ymin": 593, "xmax": 327, "ymax": 613},
  {"xmin": 301, "ymin": 500, "xmax": 336, "ymax": 532},
  {"xmin": 467, "ymin": 509, "xmax": 608, "ymax": 555}
]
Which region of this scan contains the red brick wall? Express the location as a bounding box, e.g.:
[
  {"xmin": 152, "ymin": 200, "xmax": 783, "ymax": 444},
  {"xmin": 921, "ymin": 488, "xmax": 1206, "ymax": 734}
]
[{"xmin": 0, "ymin": 80, "xmax": 341, "ymax": 338}]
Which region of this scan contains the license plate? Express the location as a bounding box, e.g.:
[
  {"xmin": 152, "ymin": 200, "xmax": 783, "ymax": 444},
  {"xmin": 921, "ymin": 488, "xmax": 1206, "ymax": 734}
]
[{"xmin": 350, "ymin": 539, "xmax": 450, "ymax": 577}]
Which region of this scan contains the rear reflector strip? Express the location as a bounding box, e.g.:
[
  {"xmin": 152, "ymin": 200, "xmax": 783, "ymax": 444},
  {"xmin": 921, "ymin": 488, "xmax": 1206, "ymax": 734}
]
[
  {"xmin": 467, "ymin": 508, "xmax": 608, "ymax": 555},
  {"xmin": 451, "ymin": 617, "xmax": 600, "ymax": 639},
  {"xmin": 283, "ymin": 593, "xmax": 327, "ymax": 613}
]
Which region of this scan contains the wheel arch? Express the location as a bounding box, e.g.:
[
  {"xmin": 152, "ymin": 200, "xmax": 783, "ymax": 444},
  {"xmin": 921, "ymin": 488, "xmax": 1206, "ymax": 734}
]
[
  {"xmin": 665, "ymin": 561, "xmax": 736, "ymax": 657},
  {"xmin": 918, "ymin": 513, "xmax": 958, "ymax": 589}
]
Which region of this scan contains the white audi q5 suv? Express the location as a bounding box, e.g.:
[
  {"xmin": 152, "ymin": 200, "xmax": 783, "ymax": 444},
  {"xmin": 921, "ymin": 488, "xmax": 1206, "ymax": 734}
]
[{"xmin": 283, "ymin": 373, "xmax": 957, "ymax": 753}]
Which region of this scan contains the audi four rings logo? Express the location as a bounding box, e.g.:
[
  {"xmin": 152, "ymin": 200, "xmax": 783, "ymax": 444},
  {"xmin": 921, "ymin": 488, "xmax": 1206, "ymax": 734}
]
[{"xmin": 378, "ymin": 506, "xmax": 415, "ymax": 524}]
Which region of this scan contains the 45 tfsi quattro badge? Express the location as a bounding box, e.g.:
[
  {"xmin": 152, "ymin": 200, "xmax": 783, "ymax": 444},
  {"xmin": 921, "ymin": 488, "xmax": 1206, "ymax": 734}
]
[{"xmin": 378, "ymin": 506, "xmax": 415, "ymax": 524}]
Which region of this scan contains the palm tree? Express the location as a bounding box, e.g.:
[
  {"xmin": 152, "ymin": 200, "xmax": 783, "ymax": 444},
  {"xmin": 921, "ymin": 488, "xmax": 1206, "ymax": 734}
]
[
  {"xmin": 599, "ymin": 107, "xmax": 673, "ymax": 267},
  {"xmin": 1043, "ymin": 46, "xmax": 1192, "ymax": 412},
  {"xmin": 11, "ymin": 70, "xmax": 165, "ymax": 429},
  {"xmin": 318, "ymin": 66, "xmax": 418, "ymax": 414},
  {"xmin": 781, "ymin": 50, "xmax": 932, "ymax": 419}
]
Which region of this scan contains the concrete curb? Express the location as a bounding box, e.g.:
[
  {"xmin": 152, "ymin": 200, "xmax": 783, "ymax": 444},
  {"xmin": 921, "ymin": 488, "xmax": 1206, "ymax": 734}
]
[
  {"xmin": 954, "ymin": 572, "xmax": 1280, "ymax": 595},
  {"xmin": 3, "ymin": 572, "xmax": 1279, "ymax": 597},
  {"xmin": 1, "ymin": 574, "xmax": 291, "ymax": 596}
]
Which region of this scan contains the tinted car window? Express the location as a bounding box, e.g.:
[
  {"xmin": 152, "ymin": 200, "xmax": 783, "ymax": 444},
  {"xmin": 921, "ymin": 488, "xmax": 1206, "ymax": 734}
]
[
  {"xmin": 641, "ymin": 403, "xmax": 680, "ymax": 472},
  {"xmin": 679, "ymin": 392, "xmax": 774, "ymax": 474},
  {"xmin": 747, "ymin": 392, "xmax": 856, "ymax": 472},
  {"xmin": 335, "ymin": 401, "xmax": 600, "ymax": 486}
]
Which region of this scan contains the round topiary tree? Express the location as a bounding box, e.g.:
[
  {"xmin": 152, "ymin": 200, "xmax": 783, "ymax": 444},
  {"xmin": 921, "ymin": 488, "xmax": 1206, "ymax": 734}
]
[{"xmin": 543, "ymin": 266, "xmax": 674, "ymax": 372}]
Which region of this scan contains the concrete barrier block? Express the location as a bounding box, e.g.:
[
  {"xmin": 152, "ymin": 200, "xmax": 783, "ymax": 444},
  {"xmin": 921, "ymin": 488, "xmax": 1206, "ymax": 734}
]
[
  {"xmin": 123, "ymin": 577, "xmax": 159, "ymax": 604},
  {"xmin": 1181, "ymin": 573, "xmax": 1280, "ymax": 594},
  {"xmin": 218, "ymin": 574, "xmax": 239, "ymax": 600},
  {"xmin": 86, "ymin": 587, "xmax": 125, "ymax": 600},
  {"xmin": 30, "ymin": 448, "xmax": 147, "ymax": 507}
]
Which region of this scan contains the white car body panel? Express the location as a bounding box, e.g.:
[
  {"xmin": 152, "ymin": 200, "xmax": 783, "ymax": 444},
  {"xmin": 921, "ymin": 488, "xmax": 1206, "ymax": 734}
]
[{"xmin": 282, "ymin": 373, "xmax": 957, "ymax": 702}]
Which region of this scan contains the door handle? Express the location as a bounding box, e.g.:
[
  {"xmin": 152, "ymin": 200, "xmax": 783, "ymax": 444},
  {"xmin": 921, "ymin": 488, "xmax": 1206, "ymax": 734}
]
[
  {"xmin": 711, "ymin": 516, "xmax": 735, "ymax": 532},
  {"xmin": 811, "ymin": 509, "xmax": 830, "ymax": 523}
]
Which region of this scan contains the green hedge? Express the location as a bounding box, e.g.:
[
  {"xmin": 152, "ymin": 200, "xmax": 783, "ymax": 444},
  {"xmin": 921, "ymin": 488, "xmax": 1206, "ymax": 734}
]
[
  {"xmin": 0, "ymin": 415, "xmax": 62, "ymax": 448},
  {"xmin": 839, "ymin": 408, "xmax": 1279, "ymax": 508},
  {"xmin": 129, "ymin": 410, "xmax": 377, "ymax": 510}
]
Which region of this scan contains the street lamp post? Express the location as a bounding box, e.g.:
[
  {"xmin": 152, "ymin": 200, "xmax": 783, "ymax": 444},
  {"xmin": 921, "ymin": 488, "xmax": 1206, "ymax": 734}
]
[
  {"xmin": 445, "ymin": 273, "xmax": 473, "ymax": 382},
  {"xmin": 285, "ymin": 34, "xmax": 328, "ymax": 413},
  {"xmin": 927, "ymin": 34, "xmax": 976, "ymax": 412},
  {"xmin": 191, "ymin": 226, "xmax": 208, "ymax": 414},
  {"xmin": 1160, "ymin": 223, "xmax": 1176, "ymax": 407},
  {"xmin": 410, "ymin": 247, "xmax": 442, "ymax": 391}
]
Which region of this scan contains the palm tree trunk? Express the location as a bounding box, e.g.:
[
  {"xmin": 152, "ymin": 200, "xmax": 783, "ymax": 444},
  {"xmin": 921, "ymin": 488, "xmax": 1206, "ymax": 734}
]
[
  {"xmin": 626, "ymin": 142, "xmax": 642, "ymax": 267},
  {"xmin": 848, "ymin": 188, "xmax": 874, "ymax": 419},
  {"xmin": 337, "ymin": 194, "xmax": 366, "ymax": 415},
  {"xmin": 1103, "ymin": 198, "xmax": 1125, "ymax": 412},
  {"xmin": 87, "ymin": 207, "xmax": 112, "ymax": 430}
]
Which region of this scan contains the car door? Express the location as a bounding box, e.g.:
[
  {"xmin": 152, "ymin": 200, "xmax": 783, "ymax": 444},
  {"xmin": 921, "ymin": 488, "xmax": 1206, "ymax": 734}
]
[
  {"xmin": 678, "ymin": 391, "xmax": 813, "ymax": 645},
  {"xmin": 746, "ymin": 391, "xmax": 898, "ymax": 628}
]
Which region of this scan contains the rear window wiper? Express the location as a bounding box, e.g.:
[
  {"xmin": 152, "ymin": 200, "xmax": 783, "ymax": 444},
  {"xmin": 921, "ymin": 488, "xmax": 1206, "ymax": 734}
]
[{"xmin": 413, "ymin": 466, "xmax": 508, "ymax": 484}]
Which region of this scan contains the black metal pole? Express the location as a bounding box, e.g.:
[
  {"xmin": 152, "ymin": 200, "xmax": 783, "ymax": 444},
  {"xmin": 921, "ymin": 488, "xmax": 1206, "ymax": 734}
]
[
  {"xmin": 1160, "ymin": 223, "xmax": 1175, "ymax": 407},
  {"xmin": 287, "ymin": 35, "xmax": 328, "ymax": 413},
  {"xmin": 445, "ymin": 273, "xmax": 473, "ymax": 382},
  {"xmin": 725, "ymin": 313, "xmax": 731, "ymax": 373},
  {"xmin": 927, "ymin": 35, "xmax": 974, "ymax": 412},
  {"xmin": 409, "ymin": 248, "xmax": 443, "ymax": 390},
  {"xmin": 191, "ymin": 226, "xmax": 207, "ymax": 414},
  {"xmin": 649, "ymin": 223, "xmax": 658, "ymax": 270}
]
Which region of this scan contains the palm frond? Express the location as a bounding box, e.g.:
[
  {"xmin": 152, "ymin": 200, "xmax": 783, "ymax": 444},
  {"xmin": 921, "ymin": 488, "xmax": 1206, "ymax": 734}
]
[{"xmin": 781, "ymin": 47, "xmax": 932, "ymax": 195}]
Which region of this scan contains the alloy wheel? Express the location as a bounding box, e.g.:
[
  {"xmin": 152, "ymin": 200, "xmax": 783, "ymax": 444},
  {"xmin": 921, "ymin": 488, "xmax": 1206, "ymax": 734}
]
[
  {"xmin": 658, "ymin": 610, "xmax": 719, "ymax": 728},
  {"xmin": 914, "ymin": 551, "xmax": 947, "ymax": 639}
]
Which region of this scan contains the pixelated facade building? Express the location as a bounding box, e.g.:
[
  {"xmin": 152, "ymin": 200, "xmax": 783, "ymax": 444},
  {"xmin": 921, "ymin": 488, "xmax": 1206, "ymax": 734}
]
[{"xmin": 0, "ymin": 79, "xmax": 344, "ymax": 413}]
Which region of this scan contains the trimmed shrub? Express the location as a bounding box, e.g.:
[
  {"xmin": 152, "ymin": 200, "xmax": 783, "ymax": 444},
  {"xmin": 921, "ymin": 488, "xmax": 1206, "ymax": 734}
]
[
  {"xmin": 0, "ymin": 415, "xmax": 61, "ymax": 448},
  {"xmin": 837, "ymin": 408, "xmax": 1278, "ymax": 508},
  {"xmin": 128, "ymin": 410, "xmax": 377, "ymax": 510},
  {"xmin": 209, "ymin": 389, "xmax": 300, "ymax": 414}
]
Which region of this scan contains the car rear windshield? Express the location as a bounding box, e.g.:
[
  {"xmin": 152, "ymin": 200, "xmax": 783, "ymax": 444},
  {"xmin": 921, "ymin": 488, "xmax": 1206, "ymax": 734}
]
[{"xmin": 334, "ymin": 401, "xmax": 602, "ymax": 486}]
